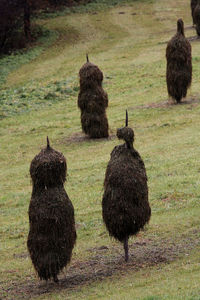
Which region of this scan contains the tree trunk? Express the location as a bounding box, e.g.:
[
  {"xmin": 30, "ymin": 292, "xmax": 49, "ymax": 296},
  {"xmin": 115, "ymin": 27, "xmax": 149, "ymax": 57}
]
[{"xmin": 24, "ymin": 0, "xmax": 31, "ymax": 40}]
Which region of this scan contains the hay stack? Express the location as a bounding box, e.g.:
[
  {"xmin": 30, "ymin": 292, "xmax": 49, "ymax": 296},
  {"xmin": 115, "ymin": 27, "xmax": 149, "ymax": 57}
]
[
  {"xmin": 78, "ymin": 55, "xmax": 109, "ymax": 138},
  {"xmin": 194, "ymin": 0, "xmax": 200, "ymax": 35},
  {"xmin": 102, "ymin": 111, "xmax": 151, "ymax": 262},
  {"xmin": 191, "ymin": 0, "xmax": 198, "ymax": 25},
  {"xmin": 166, "ymin": 19, "xmax": 192, "ymax": 103},
  {"xmin": 27, "ymin": 137, "xmax": 76, "ymax": 283}
]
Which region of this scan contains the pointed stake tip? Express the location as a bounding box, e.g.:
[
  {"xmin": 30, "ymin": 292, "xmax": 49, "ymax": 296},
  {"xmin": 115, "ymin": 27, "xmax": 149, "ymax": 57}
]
[
  {"xmin": 126, "ymin": 110, "xmax": 128, "ymax": 127},
  {"xmin": 47, "ymin": 136, "xmax": 50, "ymax": 148}
]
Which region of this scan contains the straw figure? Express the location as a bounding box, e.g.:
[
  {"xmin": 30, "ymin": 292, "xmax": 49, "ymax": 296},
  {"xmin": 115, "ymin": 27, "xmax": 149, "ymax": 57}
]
[
  {"xmin": 166, "ymin": 19, "xmax": 192, "ymax": 103},
  {"xmin": 191, "ymin": 0, "xmax": 198, "ymax": 25},
  {"xmin": 102, "ymin": 111, "xmax": 151, "ymax": 262},
  {"xmin": 194, "ymin": 0, "xmax": 200, "ymax": 35},
  {"xmin": 27, "ymin": 137, "xmax": 76, "ymax": 283},
  {"xmin": 78, "ymin": 54, "xmax": 109, "ymax": 138}
]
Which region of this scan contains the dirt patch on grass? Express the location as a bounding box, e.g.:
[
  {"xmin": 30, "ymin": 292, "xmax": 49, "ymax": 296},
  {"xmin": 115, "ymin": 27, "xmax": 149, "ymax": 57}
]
[
  {"xmin": 155, "ymin": 26, "xmax": 196, "ymax": 45},
  {"xmin": 187, "ymin": 35, "xmax": 200, "ymax": 42},
  {"xmin": 13, "ymin": 253, "xmax": 29, "ymax": 259},
  {"xmin": 185, "ymin": 25, "xmax": 195, "ymax": 30},
  {"xmin": 133, "ymin": 97, "xmax": 200, "ymax": 110},
  {"xmin": 2, "ymin": 230, "xmax": 199, "ymax": 300},
  {"xmin": 60, "ymin": 131, "xmax": 116, "ymax": 145}
]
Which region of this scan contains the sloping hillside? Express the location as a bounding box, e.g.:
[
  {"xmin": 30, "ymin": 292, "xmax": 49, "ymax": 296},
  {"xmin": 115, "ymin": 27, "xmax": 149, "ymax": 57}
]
[{"xmin": 1, "ymin": 0, "xmax": 200, "ymax": 299}]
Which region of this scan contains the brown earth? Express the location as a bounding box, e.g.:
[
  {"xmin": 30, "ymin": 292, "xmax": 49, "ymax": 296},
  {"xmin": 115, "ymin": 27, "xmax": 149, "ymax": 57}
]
[
  {"xmin": 132, "ymin": 96, "xmax": 200, "ymax": 110},
  {"xmin": 60, "ymin": 131, "xmax": 115, "ymax": 145},
  {"xmin": 2, "ymin": 229, "xmax": 199, "ymax": 300}
]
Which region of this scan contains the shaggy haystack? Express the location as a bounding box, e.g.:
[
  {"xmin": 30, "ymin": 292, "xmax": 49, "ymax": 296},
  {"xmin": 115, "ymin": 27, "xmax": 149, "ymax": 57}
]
[
  {"xmin": 78, "ymin": 54, "xmax": 109, "ymax": 138},
  {"xmin": 79, "ymin": 54, "xmax": 104, "ymax": 90},
  {"xmin": 191, "ymin": 0, "xmax": 198, "ymax": 25},
  {"xmin": 27, "ymin": 137, "xmax": 76, "ymax": 283},
  {"xmin": 194, "ymin": 0, "xmax": 200, "ymax": 35},
  {"xmin": 102, "ymin": 111, "xmax": 151, "ymax": 262},
  {"xmin": 166, "ymin": 19, "xmax": 192, "ymax": 103},
  {"xmin": 30, "ymin": 137, "xmax": 66, "ymax": 189}
]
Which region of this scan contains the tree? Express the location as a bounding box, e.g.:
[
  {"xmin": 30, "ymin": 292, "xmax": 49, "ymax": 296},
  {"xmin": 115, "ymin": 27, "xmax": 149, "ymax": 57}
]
[
  {"xmin": 24, "ymin": 0, "xmax": 31, "ymax": 40},
  {"xmin": 0, "ymin": 0, "xmax": 46, "ymax": 53}
]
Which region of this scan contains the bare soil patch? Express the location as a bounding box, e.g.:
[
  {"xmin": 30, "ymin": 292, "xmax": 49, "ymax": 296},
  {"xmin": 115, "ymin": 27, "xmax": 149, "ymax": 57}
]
[
  {"xmin": 2, "ymin": 230, "xmax": 199, "ymax": 300},
  {"xmin": 132, "ymin": 96, "xmax": 200, "ymax": 110},
  {"xmin": 154, "ymin": 26, "xmax": 196, "ymax": 45},
  {"xmin": 187, "ymin": 35, "xmax": 200, "ymax": 42},
  {"xmin": 185, "ymin": 25, "xmax": 195, "ymax": 30},
  {"xmin": 60, "ymin": 131, "xmax": 116, "ymax": 145}
]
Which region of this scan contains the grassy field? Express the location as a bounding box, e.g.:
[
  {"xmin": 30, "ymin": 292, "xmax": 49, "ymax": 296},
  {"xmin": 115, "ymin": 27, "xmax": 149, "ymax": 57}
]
[{"xmin": 1, "ymin": 0, "xmax": 200, "ymax": 299}]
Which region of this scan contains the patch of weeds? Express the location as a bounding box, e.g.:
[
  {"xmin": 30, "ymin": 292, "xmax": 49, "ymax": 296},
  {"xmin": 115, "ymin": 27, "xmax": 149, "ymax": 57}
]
[
  {"xmin": 0, "ymin": 79, "xmax": 77, "ymax": 118},
  {"xmin": 73, "ymin": 86, "xmax": 80, "ymax": 92},
  {"xmin": 192, "ymin": 57, "xmax": 200, "ymax": 62},
  {"xmin": 54, "ymin": 81, "xmax": 77, "ymax": 95},
  {"xmin": 44, "ymin": 92, "xmax": 58, "ymax": 100}
]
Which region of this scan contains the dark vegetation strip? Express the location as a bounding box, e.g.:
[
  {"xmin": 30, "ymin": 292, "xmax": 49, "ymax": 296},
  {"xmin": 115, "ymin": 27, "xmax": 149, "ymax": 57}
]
[
  {"xmin": 37, "ymin": 0, "xmax": 153, "ymax": 19},
  {"xmin": 0, "ymin": 0, "xmax": 90, "ymax": 55}
]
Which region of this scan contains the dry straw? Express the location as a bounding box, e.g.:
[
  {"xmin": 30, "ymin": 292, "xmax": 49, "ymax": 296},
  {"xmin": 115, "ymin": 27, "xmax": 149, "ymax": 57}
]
[
  {"xmin": 191, "ymin": 0, "xmax": 198, "ymax": 25},
  {"xmin": 102, "ymin": 111, "xmax": 151, "ymax": 262},
  {"xmin": 27, "ymin": 137, "xmax": 76, "ymax": 283},
  {"xmin": 78, "ymin": 54, "xmax": 109, "ymax": 138},
  {"xmin": 166, "ymin": 19, "xmax": 192, "ymax": 103},
  {"xmin": 194, "ymin": 0, "xmax": 200, "ymax": 35}
]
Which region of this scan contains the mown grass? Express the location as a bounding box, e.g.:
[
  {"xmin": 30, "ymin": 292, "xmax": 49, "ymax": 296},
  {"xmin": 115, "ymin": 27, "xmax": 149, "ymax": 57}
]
[
  {"xmin": 38, "ymin": 247, "xmax": 200, "ymax": 300},
  {"xmin": 1, "ymin": 0, "xmax": 200, "ymax": 299}
]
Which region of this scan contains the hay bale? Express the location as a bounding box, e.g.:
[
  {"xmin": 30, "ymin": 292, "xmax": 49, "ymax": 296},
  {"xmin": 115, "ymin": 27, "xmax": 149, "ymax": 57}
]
[
  {"xmin": 166, "ymin": 19, "xmax": 192, "ymax": 103},
  {"xmin": 79, "ymin": 65, "xmax": 103, "ymax": 90},
  {"xmin": 27, "ymin": 138, "xmax": 76, "ymax": 283},
  {"xmin": 78, "ymin": 87, "xmax": 108, "ymax": 114},
  {"xmin": 30, "ymin": 137, "xmax": 66, "ymax": 188},
  {"xmin": 78, "ymin": 55, "xmax": 109, "ymax": 138},
  {"xmin": 191, "ymin": 0, "xmax": 198, "ymax": 25},
  {"xmin": 81, "ymin": 111, "xmax": 109, "ymax": 138},
  {"xmin": 102, "ymin": 111, "xmax": 151, "ymax": 262},
  {"xmin": 194, "ymin": 1, "xmax": 200, "ymax": 35}
]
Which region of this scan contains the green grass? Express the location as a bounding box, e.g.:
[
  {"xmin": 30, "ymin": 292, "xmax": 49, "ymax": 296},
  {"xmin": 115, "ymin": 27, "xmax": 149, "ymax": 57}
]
[
  {"xmin": 1, "ymin": 0, "xmax": 200, "ymax": 299},
  {"xmin": 0, "ymin": 27, "xmax": 58, "ymax": 87}
]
